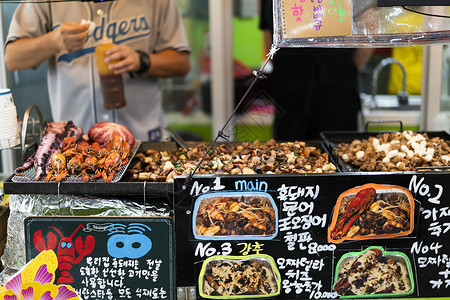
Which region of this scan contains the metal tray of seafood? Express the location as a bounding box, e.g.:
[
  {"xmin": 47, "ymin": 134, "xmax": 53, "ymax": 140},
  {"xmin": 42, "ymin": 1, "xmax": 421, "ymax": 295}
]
[
  {"xmin": 126, "ymin": 139, "xmax": 340, "ymax": 179},
  {"xmin": 10, "ymin": 140, "xmax": 142, "ymax": 184},
  {"xmin": 320, "ymin": 130, "xmax": 450, "ymax": 173},
  {"xmin": 2, "ymin": 141, "xmax": 211, "ymax": 196},
  {"xmin": 4, "ymin": 140, "xmax": 168, "ymax": 196},
  {"xmin": 3, "ymin": 140, "xmax": 336, "ymax": 196}
]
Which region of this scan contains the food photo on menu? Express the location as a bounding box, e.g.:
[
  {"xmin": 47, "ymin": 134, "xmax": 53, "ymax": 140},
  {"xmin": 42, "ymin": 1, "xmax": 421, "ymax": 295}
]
[
  {"xmin": 328, "ymin": 183, "xmax": 416, "ymax": 244},
  {"xmin": 198, "ymin": 254, "xmax": 281, "ymax": 298},
  {"xmin": 333, "ymin": 246, "xmax": 414, "ymax": 297},
  {"xmin": 193, "ymin": 192, "xmax": 278, "ymax": 240}
]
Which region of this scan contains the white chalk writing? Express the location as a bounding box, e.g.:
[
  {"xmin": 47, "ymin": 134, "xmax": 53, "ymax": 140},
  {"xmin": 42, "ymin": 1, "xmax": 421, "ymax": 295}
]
[
  {"xmin": 79, "ymin": 256, "xmax": 167, "ymax": 299},
  {"xmin": 194, "ymin": 242, "xmax": 233, "ymax": 258},
  {"xmin": 417, "ymin": 255, "xmax": 450, "ymax": 268},
  {"xmin": 190, "ymin": 177, "xmax": 225, "ymax": 196},
  {"xmin": 277, "ymin": 183, "xmax": 335, "ymax": 298},
  {"xmin": 410, "ymin": 173, "xmax": 450, "ymax": 292},
  {"xmin": 284, "ymin": 232, "xmax": 312, "ymax": 251},
  {"xmin": 409, "ymin": 175, "xmax": 443, "ymax": 205},
  {"xmin": 278, "ymin": 184, "xmax": 320, "ymax": 201}
]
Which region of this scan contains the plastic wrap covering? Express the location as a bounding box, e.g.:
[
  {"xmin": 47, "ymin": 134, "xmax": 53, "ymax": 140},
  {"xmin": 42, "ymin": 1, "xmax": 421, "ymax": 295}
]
[
  {"xmin": 0, "ymin": 194, "xmax": 170, "ymax": 284},
  {"xmin": 274, "ymin": 0, "xmax": 450, "ymax": 47}
]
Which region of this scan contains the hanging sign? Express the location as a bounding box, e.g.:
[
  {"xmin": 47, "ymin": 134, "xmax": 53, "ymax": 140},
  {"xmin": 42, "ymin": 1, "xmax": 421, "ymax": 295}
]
[
  {"xmin": 280, "ymin": 0, "xmax": 352, "ymax": 39},
  {"xmin": 274, "ymin": 0, "xmax": 450, "ymax": 47}
]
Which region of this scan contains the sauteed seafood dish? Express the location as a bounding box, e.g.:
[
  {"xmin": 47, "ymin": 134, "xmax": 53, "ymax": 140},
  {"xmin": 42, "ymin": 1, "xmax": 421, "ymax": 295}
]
[
  {"xmin": 334, "ymin": 248, "xmax": 412, "ymax": 296},
  {"xmin": 196, "ymin": 195, "xmax": 276, "ymax": 237},
  {"xmin": 202, "ymin": 257, "xmax": 279, "ymax": 296},
  {"xmin": 329, "ymin": 186, "xmax": 413, "ymax": 243}
]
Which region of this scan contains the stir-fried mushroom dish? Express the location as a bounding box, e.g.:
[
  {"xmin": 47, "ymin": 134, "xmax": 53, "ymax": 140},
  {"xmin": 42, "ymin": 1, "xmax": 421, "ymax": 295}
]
[
  {"xmin": 334, "ymin": 248, "xmax": 412, "ymax": 296},
  {"xmin": 336, "ymin": 131, "xmax": 450, "ymax": 171},
  {"xmin": 329, "ymin": 188, "xmax": 412, "ymax": 242},
  {"xmin": 202, "ymin": 258, "xmax": 278, "ymax": 296},
  {"xmin": 128, "ymin": 139, "xmax": 336, "ymax": 182},
  {"xmin": 195, "ymin": 195, "xmax": 276, "ymax": 237}
]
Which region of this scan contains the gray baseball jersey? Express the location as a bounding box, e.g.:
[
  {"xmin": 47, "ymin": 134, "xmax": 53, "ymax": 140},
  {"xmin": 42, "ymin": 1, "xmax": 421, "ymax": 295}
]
[{"xmin": 7, "ymin": 0, "xmax": 190, "ymax": 140}]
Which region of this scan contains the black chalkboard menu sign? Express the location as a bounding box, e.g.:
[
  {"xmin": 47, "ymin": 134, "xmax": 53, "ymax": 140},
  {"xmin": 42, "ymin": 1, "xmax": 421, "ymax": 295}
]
[
  {"xmin": 174, "ymin": 172, "xmax": 450, "ymax": 299},
  {"xmin": 25, "ymin": 216, "xmax": 174, "ymax": 300}
]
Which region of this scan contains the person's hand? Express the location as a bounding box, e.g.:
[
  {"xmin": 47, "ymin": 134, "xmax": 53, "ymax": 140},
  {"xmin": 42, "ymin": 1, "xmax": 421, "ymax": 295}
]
[
  {"xmin": 55, "ymin": 22, "xmax": 89, "ymax": 53},
  {"xmin": 104, "ymin": 44, "xmax": 140, "ymax": 75}
]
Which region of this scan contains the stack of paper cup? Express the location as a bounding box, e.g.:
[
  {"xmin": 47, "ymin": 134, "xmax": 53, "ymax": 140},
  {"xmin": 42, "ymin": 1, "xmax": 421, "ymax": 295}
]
[{"xmin": 0, "ymin": 89, "xmax": 20, "ymax": 149}]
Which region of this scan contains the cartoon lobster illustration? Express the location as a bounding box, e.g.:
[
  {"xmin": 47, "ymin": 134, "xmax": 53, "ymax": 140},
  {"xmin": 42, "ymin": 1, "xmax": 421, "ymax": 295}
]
[{"xmin": 33, "ymin": 224, "xmax": 95, "ymax": 284}]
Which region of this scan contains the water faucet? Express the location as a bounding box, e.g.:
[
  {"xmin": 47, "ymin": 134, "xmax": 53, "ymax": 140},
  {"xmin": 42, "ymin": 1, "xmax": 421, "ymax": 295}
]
[{"xmin": 371, "ymin": 57, "xmax": 409, "ymax": 109}]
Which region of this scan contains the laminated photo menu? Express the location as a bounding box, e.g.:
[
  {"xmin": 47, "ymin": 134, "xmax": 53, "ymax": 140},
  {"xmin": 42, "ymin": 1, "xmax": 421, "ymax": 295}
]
[
  {"xmin": 273, "ymin": 0, "xmax": 450, "ymax": 47},
  {"xmin": 280, "ymin": 0, "xmax": 352, "ymax": 39}
]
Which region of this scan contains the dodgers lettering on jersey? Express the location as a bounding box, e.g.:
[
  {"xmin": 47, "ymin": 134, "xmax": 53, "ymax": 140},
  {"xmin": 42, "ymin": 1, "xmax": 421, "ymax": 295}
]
[
  {"xmin": 58, "ymin": 15, "xmax": 151, "ymax": 64},
  {"xmin": 6, "ymin": 0, "xmax": 190, "ymax": 140}
]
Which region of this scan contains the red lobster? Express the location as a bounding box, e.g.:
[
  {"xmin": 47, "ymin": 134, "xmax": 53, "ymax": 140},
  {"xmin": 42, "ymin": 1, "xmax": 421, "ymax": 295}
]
[
  {"xmin": 330, "ymin": 188, "xmax": 376, "ymax": 240},
  {"xmin": 334, "ymin": 248, "xmax": 383, "ymax": 294},
  {"xmin": 33, "ymin": 224, "xmax": 95, "ymax": 284}
]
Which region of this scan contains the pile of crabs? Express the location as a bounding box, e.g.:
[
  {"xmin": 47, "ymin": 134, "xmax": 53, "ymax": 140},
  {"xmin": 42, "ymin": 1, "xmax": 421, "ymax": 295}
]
[
  {"xmin": 46, "ymin": 134, "xmax": 131, "ymax": 182},
  {"xmin": 14, "ymin": 121, "xmax": 134, "ymax": 183}
]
